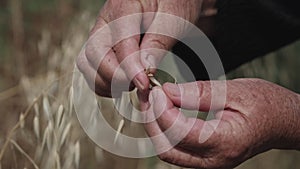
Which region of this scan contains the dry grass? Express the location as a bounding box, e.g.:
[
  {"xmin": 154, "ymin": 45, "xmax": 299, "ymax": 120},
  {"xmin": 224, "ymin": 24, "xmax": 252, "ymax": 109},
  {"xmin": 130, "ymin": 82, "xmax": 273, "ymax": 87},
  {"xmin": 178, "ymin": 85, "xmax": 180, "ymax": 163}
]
[
  {"xmin": 0, "ymin": 11, "xmax": 185, "ymax": 169},
  {"xmin": 0, "ymin": 12, "xmax": 92, "ymax": 169},
  {"xmin": 1, "ymin": 9, "xmax": 300, "ymax": 169}
]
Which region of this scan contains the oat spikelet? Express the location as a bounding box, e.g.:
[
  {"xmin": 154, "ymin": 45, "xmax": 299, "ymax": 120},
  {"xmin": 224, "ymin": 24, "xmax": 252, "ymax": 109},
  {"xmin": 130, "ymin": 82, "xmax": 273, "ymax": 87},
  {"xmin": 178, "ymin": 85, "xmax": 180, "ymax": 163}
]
[
  {"xmin": 60, "ymin": 122, "xmax": 71, "ymax": 147},
  {"xmin": 34, "ymin": 103, "xmax": 39, "ymax": 116},
  {"xmin": 19, "ymin": 113, "xmax": 25, "ymax": 129},
  {"xmin": 55, "ymin": 152, "xmax": 61, "ymax": 169},
  {"xmin": 114, "ymin": 119, "xmax": 125, "ymax": 144},
  {"xmin": 33, "ymin": 116, "xmax": 40, "ymax": 140},
  {"xmin": 43, "ymin": 95, "xmax": 51, "ymax": 119},
  {"xmin": 68, "ymin": 86, "xmax": 74, "ymax": 115},
  {"xmin": 148, "ymin": 74, "xmax": 162, "ymax": 87},
  {"xmin": 63, "ymin": 143, "xmax": 75, "ymax": 169},
  {"xmin": 55, "ymin": 105, "xmax": 64, "ymax": 128},
  {"xmin": 41, "ymin": 124, "xmax": 49, "ymax": 149},
  {"xmin": 46, "ymin": 122, "xmax": 53, "ymax": 151},
  {"xmin": 74, "ymin": 141, "xmax": 80, "ymax": 169}
]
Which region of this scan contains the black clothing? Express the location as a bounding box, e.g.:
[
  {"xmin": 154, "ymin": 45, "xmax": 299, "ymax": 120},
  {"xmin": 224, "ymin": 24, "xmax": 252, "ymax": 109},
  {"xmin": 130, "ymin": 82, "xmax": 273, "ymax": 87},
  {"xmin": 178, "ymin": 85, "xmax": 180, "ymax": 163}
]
[{"xmin": 173, "ymin": 0, "xmax": 300, "ymax": 80}]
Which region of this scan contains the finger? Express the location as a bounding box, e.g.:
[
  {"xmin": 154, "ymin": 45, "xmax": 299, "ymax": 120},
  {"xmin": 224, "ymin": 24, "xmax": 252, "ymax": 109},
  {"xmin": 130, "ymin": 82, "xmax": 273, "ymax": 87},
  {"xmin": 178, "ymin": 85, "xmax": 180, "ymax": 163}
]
[
  {"xmin": 108, "ymin": 3, "xmax": 149, "ymax": 92},
  {"xmin": 162, "ymin": 81, "xmax": 227, "ymax": 111},
  {"xmin": 150, "ymin": 88, "xmax": 222, "ymax": 147},
  {"xmin": 140, "ymin": 9, "xmax": 189, "ymax": 70},
  {"xmin": 76, "ymin": 48, "xmax": 112, "ymax": 97},
  {"xmin": 137, "ymin": 90, "xmax": 150, "ymax": 111},
  {"xmin": 150, "ymin": 88, "xmax": 200, "ymax": 143},
  {"xmin": 85, "ymin": 17, "xmax": 112, "ymax": 70},
  {"xmin": 97, "ymin": 49, "xmax": 127, "ymax": 82},
  {"xmin": 144, "ymin": 89, "xmax": 218, "ymax": 168},
  {"xmin": 156, "ymin": 147, "xmax": 207, "ymax": 169},
  {"xmin": 86, "ymin": 16, "xmax": 135, "ymax": 95},
  {"xmin": 141, "ymin": 91, "xmax": 174, "ymax": 154},
  {"xmin": 97, "ymin": 49, "xmax": 134, "ymax": 94},
  {"xmin": 139, "ymin": 1, "xmax": 157, "ymax": 31},
  {"xmin": 143, "ymin": 113, "xmax": 207, "ymax": 169},
  {"xmin": 140, "ymin": 25, "xmax": 177, "ymax": 71},
  {"xmin": 86, "ymin": 48, "xmax": 128, "ymax": 97},
  {"xmin": 114, "ymin": 37, "xmax": 149, "ymax": 92},
  {"xmin": 144, "ymin": 117, "xmax": 174, "ymax": 154}
]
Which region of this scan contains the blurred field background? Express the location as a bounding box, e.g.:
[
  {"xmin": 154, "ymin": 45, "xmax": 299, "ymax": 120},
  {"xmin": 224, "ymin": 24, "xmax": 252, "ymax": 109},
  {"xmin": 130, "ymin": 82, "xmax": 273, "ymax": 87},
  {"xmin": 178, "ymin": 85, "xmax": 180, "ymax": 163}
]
[{"xmin": 0, "ymin": 0, "xmax": 300, "ymax": 169}]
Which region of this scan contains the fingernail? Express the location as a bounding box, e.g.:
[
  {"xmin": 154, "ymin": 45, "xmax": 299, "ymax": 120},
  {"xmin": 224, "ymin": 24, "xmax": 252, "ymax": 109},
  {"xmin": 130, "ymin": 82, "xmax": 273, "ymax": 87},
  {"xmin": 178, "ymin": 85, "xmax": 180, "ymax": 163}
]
[
  {"xmin": 141, "ymin": 53, "xmax": 156, "ymax": 69},
  {"xmin": 165, "ymin": 83, "xmax": 180, "ymax": 97}
]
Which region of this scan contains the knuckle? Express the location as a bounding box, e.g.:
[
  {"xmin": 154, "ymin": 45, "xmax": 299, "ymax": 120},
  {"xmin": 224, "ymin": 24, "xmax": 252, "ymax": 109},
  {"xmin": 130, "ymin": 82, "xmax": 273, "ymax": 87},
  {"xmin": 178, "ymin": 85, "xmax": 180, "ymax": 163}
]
[
  {"xmin": 85, "ymin": 41, "xmax": 96, "ymax": 62},
  {"xmin": 95, "ymin": 88, "xmax": 112, "ymax": 97},
  {"xmin": 128, "ymin": 0, "xmax": 143, "ymax": 10},
  {"xmin": 106, "ymin": 0, "xmax": 142, "ymax": 18},
  {"xmin": 218, "ymin": 140, "xmax": 244, "ymax": 161},
  {"xmin": 158, "ymin": 151, "xmax": 183, "ymax": 167},
  {"xmin": 76, "ymin": 56, "xmax": 85, "ymax": 71},
  {"xmin": 80, "ymin": 72, "xmax": 111, "ymax": 97},
  {"xmin": 91, "ymin": 81, "xmax": 111, "ymax": 97},
  {"xmin": 158, "ymin": 152, "xmax": 172, "ymax": 162},
  {"xmin": 151, "ymin": 38, "xmax": 168, "ymax": 50},
  {"xmin": 225, "ymin": 149, "xmax": 241, "ymax": 160}
]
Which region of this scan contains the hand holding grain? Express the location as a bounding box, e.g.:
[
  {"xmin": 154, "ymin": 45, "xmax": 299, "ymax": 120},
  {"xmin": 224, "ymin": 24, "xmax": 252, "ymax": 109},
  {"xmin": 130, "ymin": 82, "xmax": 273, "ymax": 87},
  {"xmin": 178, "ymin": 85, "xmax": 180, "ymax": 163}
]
[
  {"xmin": 76, "ymin": 0, "xmax": 216, "ymax": 97},
  {"xmin": 139, "ymin": 78, "xmax": 300, "ymax": 169}
]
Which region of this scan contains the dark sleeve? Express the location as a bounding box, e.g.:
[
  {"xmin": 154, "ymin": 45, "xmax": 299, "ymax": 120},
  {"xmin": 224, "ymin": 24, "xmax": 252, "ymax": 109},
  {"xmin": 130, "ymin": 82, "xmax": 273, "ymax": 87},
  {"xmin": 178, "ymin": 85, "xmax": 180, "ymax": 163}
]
[{"xmin": 172, "ymin": 0, "xmax": 300, "ymax": 80}]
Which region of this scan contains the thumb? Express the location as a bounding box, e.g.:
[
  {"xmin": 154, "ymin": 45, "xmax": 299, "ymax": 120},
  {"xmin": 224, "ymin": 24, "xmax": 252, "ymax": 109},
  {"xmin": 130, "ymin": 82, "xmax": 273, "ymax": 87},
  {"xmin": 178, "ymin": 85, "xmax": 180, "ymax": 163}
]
[{"xmin": 162, "ymin": 81, "xmax": 227, "ymax": 112}]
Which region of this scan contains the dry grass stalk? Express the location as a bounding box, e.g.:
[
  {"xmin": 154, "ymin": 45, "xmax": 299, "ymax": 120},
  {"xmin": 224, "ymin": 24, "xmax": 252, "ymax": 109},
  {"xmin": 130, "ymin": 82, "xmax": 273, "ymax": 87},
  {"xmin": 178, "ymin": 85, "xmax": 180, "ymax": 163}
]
[
  {"xmin": 74, "ymin": 141, "xmax": 80, "ymax": 169},
  {"xmin": 55, "ymin": 152, "xmax": 61, "ymax": 169},
  {"xmin": 41, "ymin": 122, "xmax": 49, "ymax": 150},
  {"xmin": 0, "ymin": 95, "xmax": 42, "ymax": 161},
  {"xmin": 62, "ymin": 143, "xmax": 75, "ymax": 169},
  {"xmin": 60, "ymin": 122, "xmax": 71, "ymax": 147},
  {"xmin": 113, "ymin": 73, "xmax": 164, "ymax": 144},
  {"xmin": 0, "ymin": 10, "xmax": 192, "ymax": 169},
  {"xmin": 0, "ymin": 77, "xmax": 81, "ymax": 168},
  {"xmin": 34, "ymin": 103, "xmax": 39, "ymax": 116},
  {"xmin": 9, "ymin": 140, "xmax": 39, "ymax": 169},
  {"xmin": 0, "ymin": 85, "xmax": 20, "ymax": 101},
  {"xmin": 0, "ymin": 12, "xmax": 94, "ymax": 169},
  {"xmin": 46, "ymin": 122, "xmax": 54, "ymax": 151},
  {"xmin": 68, "ymin": 87, "xmax": 74, "ymax": 116}
]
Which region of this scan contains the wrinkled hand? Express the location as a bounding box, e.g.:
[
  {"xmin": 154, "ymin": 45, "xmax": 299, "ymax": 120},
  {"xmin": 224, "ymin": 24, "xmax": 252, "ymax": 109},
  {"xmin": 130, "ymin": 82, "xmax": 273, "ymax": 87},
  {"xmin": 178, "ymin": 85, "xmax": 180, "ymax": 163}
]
[
  {"xmin": 139, "ymin": 78, "xmax": 300, "ymax": 169},
  {"xmin": 76, "ymin": 0, "xmax": 216, "ymax": 97}
]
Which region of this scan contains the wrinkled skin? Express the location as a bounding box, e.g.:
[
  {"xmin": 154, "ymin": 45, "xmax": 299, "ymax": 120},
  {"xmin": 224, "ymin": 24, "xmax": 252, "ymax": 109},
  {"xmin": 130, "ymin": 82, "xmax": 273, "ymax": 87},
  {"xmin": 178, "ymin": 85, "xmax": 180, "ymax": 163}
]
[
  {"xmin": 139, "ymin": 79, "xmax": 300, "ymax": 169},
  {"xmin": 76, "ymin": 0, "xmax": 300, "ymax": 168},
  {"xmin": 76, "ymin": 0, "xmax": 216, "ymax": 97}
]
